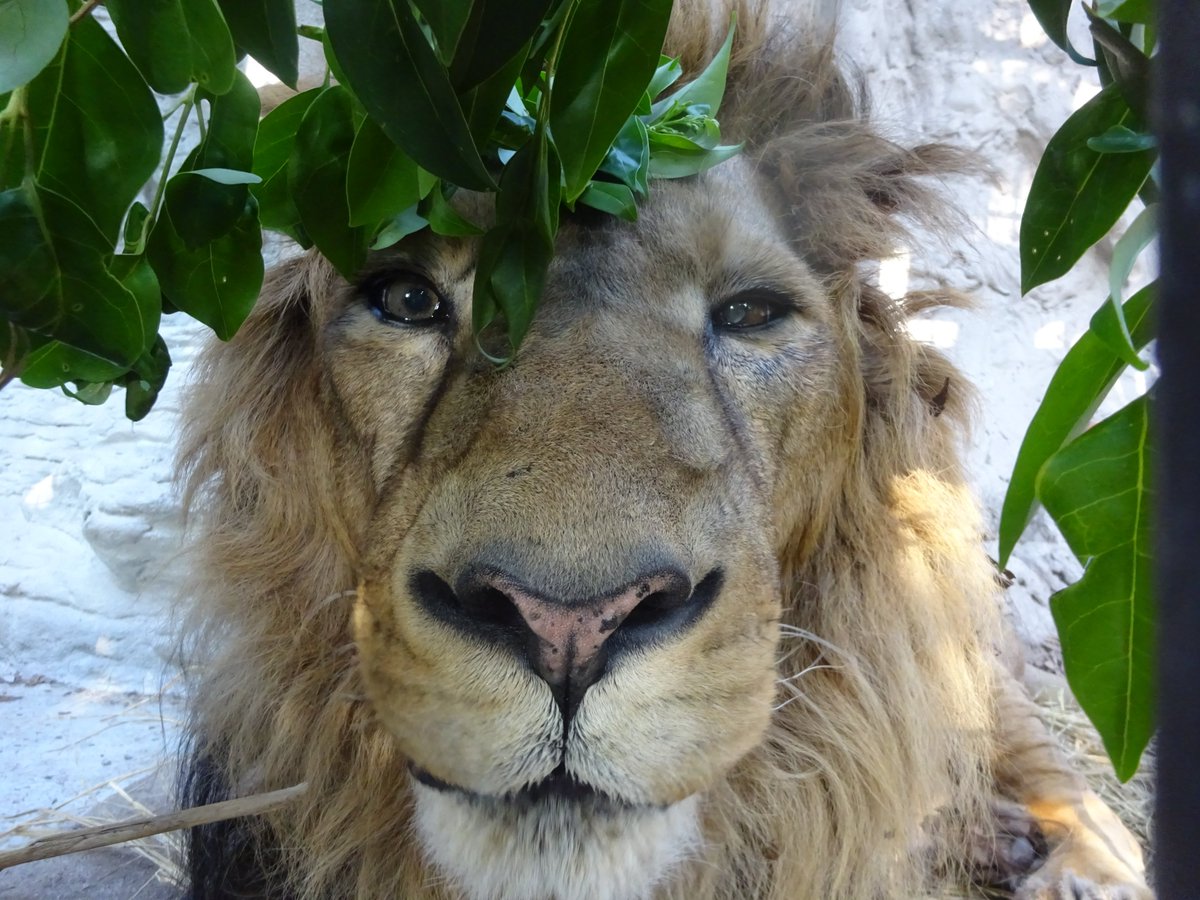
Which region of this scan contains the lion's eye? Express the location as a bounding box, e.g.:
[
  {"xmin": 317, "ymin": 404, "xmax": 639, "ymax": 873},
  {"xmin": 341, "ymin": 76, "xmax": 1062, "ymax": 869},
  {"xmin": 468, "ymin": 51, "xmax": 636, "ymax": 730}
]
[
  {"xmin": 367, "ymin": 275, "xmax": 446, "ymax": 325},
  {"xmin": 711, "ymin": 291, "xmax": 790, "ymax": 331}
]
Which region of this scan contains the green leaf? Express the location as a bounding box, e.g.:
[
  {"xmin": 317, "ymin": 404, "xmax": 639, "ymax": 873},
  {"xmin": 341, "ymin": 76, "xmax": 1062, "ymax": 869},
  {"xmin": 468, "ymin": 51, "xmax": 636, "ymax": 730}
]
[
  {"xmin": 111, "ymin": 249, "xmax": 161, "ymax": 335},
  {"xmin": 123, "ymin": 201, "xmax": 150, "ymax": 249},
  {"xmin": 1087, "ymin": 125, "xmax": 1156, "ymax": 154},
  {"xmin": 371, "ymin": 205, "xmax": 429, "ymax": 250},
  {"xmin": 1019, "ymin": 84, "xmax": 1155, "ymax": 295},
  {"xmin": 108, "ymin": 0, "xmax": 237, "ymax": 96},
  {"xmin": 22, "ymin": 251, "xmax": 166, "ymax": 400},
  {"xmin": 0, "ymin": 0, "xmax": 67, "ymax": 94},
  {"xmin": 25, "ymin": 17, "xmax": 163, "ymax": 243},
  {"xmin": 646, "ymin": 55, "xmax": 682, "ymax": 100},
  {"xmin": 166, "ymin": 72, "xmax": 260, "ymax": 248},
  {"xmin": 1027, "ymin": 0, "xmax": 1095, "ymax": 64},
  {"xmin": 19, "ymin": 338, "xmax": 127, "ymax": 389},
  {"xmin": 648, "ymin": 20, "xmax": 734, "ymax": 121},
  {"xmin": 551, "ymin": 0, "xmax": 673, "ymax": 202},
  {"xmin": 0, "ymin": 186, "xmax": 56, "ymax": 320},
  {"xmin": 216, "ymin": 0, "xmax": 299, "ymax": 88},
  {"xmin": 289, "ymin": 86, "xmax": 368, "ymax": 277},
  {"xmin": 0, "ymin": 185, "xmax": 156, "ymax": 366},
  {"xmin": 997, "ymin": 284, "xmax": 1154, "ymax": 565},
  {"xmin": 473, "ymin": 129, "xmax": 560, "ymax": 355},
  {"xmin": 325, "ymin": 0, "xmax": 495, "ymax": 191},
  {"xmin": 1095, "ymin": 203, "xmax": 1155, "ymax": 369},
  {"xmin": 346, "ymin": 116, "xmax": 424, "ymax": 228},
  {"xmin": 1095, "ymin": 0, "xmax": 1153, "ymax": 23},
  {"xmin": 423, "ymin": 185, "xmax": 483, "ymax": 236},
  {"xmin": 1038, "ymin": 395, "xmax": 1154, "ymax": 781},
  {"xmin": 649, "ymin": 112, "xmax": 722, "ymax": 150},
  {"xmin": 461, "ymin": 46, "xmax": 528, "ymax": 147},
  {"xmin": 252, "ymin": 87, "xmax": 320, "ymax": 235},
  {"xmin": 599, "ymin": 115, "xmax": 650, "ymax": 196},
  {"xmin": 189, "ymin": 167, "xmax": 262, "ymax": 185},
  {"xmin": 320, "ymin": 27, "xmax": 352, "ymax": 91},
  {"xmin": 411, "ymin": 0, "xmax": 474, "ymax": 65},
  {"xmin": 191, "ymin": 73, "xmax": 260, "ymax": 171},
  {"xmin": 62, "ymin": 380, "xmax": 114, "ymax": 405},
  {"xmin": 148, "ymin": 195, "xmax": 263, "ymax": 341},
  {"xmin": 647, "ymin": 142, "xmax": 741, "ymax": 179},
  {"xmin": 450, "ymin": 0, "xmax": 553, "ymax": 90},
  {"xmin": 494, "ymin": 109, "xmax": 537, "ymax": 151},
  {"xmin": 0, "ymin": 320, "xmax": 30, "ymax": 381},
  {"xmin": 121, "ymin": 334, "xmax": 171, "ymax": 421},
  {"xmin": 1086, "ymin": 10, "xmax": 1151, "ymax": 121},
  {"xmin": 578, "ymin": 180, "xmax": 637, "ymax": 221}
]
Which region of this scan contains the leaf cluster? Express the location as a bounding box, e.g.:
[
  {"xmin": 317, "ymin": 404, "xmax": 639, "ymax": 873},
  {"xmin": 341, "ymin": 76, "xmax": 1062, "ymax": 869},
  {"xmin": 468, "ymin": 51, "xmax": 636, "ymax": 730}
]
[
  {"xmin": 1005, "ymin": 0, "xmax": 1157, "ymax": 780},
  {"xmin": 0, "ymin": 0, "xmax": 739, "ymax": 414}
]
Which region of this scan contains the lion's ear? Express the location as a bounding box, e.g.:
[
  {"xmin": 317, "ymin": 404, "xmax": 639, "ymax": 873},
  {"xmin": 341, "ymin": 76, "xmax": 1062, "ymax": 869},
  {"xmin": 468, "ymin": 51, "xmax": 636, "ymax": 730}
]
[
  {"xmin": 858, "ymin": 143, "xmax": 978, "ymax": 217},
  {"xmin": 758, "ymin": 115, "xmax": 978, "ymax": 451},
  {"xmin": 760, "ymin": 128, "xmax": 976, "ymax": 272},
  {"xmin": 178, "ymin": 253, "xmax": 363, "ymax": 592}
]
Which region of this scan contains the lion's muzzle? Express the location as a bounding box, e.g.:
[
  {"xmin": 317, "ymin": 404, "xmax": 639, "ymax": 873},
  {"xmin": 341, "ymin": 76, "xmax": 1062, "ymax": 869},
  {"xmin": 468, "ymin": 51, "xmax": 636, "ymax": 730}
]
[{"xmin": 410, "ymin": 565, "xmax": 723, "ymax": 718}]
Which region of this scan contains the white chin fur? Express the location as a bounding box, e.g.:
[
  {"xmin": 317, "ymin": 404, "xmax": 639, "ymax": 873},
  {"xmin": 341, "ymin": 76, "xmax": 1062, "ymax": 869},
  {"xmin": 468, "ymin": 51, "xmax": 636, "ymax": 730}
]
[{"xmin": 412, "ymin": 781, "xmax": 701, "ymax": 900}]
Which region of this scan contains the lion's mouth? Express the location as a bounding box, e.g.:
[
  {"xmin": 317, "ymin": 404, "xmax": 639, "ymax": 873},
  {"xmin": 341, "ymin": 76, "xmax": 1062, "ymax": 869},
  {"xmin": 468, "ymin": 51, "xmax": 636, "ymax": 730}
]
[{"xmin": 410, "ymin": 764, "xmax": 649, "ymax": 812}]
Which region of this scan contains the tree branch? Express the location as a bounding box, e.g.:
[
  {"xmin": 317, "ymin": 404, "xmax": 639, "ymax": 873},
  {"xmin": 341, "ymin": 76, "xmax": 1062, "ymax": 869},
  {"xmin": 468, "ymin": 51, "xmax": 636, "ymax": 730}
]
[
  {"xmin": 0, "ymin": 783, "xmax": 308, "ymax": 871},
  {"xmin": 69, "ymin": 0, "xmax": 105, "ymax": 26}
]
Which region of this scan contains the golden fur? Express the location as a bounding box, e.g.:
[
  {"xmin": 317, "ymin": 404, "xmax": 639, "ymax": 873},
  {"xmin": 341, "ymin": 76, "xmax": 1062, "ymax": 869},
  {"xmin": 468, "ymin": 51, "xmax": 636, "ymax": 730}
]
[{"xmin": 177, "ymin": 3, "xmax": 1151, "ymax": 898}]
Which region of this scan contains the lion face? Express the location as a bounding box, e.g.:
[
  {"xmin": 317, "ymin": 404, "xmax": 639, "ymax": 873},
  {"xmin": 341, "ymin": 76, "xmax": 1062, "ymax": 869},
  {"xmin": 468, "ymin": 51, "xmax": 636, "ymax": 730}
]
[{"xmin": 287, "ymin": 157, "xmax": 852, "ymax": 896}]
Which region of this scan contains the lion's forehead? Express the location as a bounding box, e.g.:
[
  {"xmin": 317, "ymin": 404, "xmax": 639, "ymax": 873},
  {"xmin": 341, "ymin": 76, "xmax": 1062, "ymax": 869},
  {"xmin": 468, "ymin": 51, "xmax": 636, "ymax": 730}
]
[
  {"xmin": 358, "ymin": 158, "xmax": 823, "ymax": 336},
  {"xmin": 317, "ymin": 156, "xmax": 844, "ymax": 541}
]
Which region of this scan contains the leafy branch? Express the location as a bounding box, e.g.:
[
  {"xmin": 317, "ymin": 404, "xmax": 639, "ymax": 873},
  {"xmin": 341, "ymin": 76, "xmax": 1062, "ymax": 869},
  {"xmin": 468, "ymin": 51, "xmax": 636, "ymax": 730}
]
[
  {"xmin": 1004, "ymin": 0, "xmax": 1158, "ymax": 781},
  {"xmin": 0, "ymin": 0, "xmax": 738, "ymax": 413}
]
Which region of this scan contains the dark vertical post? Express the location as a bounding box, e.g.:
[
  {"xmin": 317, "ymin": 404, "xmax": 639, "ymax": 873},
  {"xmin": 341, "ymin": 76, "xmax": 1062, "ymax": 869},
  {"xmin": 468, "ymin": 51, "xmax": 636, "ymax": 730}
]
[{"xmin": 1153, "ymin": 1, "xmax": 1200, "ymax": 896}]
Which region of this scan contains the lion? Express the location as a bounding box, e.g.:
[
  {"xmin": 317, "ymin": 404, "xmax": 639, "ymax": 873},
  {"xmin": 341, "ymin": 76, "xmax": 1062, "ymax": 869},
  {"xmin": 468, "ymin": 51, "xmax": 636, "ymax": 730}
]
[{"xmin": 175, "ymin": 2, "xmax": 1153, "ymax": 898}]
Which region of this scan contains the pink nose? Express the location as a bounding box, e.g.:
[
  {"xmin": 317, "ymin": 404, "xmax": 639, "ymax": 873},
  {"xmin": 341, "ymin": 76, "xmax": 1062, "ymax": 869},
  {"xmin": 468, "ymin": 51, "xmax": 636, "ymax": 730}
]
[
  {"xmin": 489, "ymin": 572, "xmax": 686, "ymax": 685},
  {"xmin": 410, "ymin": 566, "xmax": 723, "ymax": 714}
]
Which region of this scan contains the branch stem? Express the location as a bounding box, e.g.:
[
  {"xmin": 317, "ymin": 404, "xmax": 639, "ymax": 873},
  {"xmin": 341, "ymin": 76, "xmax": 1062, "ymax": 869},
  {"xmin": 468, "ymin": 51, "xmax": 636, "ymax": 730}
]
[
  {"xmin": 69, "ymin": 0, "xmax": 105, "ymax": 26},
  {"xmin": 0, "ymin": 783, "xmax": 308, "ymax": 871},
  {"xmin": 537, "ymin": 0, "xmax": 581, "ymax": 128},
  {"xmin": 0, "ymin": 88, "xmax": 36, "ymax": 185},
  {"xmin": 136, "ymin": 88, "xmax": 196, "ymax": 253}
]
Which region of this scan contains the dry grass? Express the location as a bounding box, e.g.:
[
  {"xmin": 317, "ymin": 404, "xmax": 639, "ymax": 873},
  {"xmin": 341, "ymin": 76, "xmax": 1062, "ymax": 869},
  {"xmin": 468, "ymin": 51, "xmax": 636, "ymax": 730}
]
[
  {"xmin": 1031, "ymin": 673, "xmax": 1156, "ymax": 856},
  {"xmin": 933, "ymin": 670, "xmax": 1155, "ymax": 900},
  {"xmin": 0, "ymin": 763, "xmax": 183, "ymax": 889},
  {"xmin": 0, "ymin": 682, "xmax": 185, "ymax": 891}
]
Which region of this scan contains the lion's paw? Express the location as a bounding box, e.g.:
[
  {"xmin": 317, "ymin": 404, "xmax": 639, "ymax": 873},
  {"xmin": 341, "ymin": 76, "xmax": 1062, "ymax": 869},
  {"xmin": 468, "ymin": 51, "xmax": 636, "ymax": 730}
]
[
  {"xmin": 970, "ymin": 799, "xmax": 1049, "ymax": 888},
  {"xmin": 1014, "ymin": 869, "xmax": 1153, "ymax": 900},
  {"xmin": 1014, "ymin": 789, "xmax": 1153, "ymax": 900}
]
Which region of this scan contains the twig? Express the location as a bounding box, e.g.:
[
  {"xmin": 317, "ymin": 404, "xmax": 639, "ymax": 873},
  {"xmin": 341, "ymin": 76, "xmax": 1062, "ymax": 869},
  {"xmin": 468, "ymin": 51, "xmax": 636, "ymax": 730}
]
[
  {"xmin": 133, "ymin": 87, "xmax": 196, "ymax": 254},
  {"xmin": 69, "ymin": 0, "xmax": 104, "ymax": 26},
  {"xmin": 0, "ymin": 783, "xmax": 308, "ymax": 871}
]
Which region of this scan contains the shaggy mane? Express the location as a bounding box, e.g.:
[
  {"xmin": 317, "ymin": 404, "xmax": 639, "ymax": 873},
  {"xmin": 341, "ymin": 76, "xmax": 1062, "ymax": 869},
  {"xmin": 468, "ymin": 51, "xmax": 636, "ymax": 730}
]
[{"xmin": 177, "ymin": 3, "xmax": 1003, "ymax": 897}]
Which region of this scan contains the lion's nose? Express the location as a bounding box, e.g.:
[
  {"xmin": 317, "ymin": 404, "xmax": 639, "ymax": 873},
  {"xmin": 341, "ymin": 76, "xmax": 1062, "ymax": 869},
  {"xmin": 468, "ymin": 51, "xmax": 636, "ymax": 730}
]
[
  {"xmin": 411, "ymin": 567, "xmax": 722, "ymax": 705},
  {"xmin": 481, "ymin": 570, "xmax": 694, "ymax": 688}
]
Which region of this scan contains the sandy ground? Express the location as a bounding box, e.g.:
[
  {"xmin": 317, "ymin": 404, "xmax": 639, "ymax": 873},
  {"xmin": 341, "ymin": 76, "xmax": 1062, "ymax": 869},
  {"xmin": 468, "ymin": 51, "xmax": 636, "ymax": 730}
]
[
  {"xmin": 0, "ymin": 682, "xmax": 183, "ymax": 897},
  {"xmin": 0, "ymin": 0, "xmax": 1153, "ymax": 897}
]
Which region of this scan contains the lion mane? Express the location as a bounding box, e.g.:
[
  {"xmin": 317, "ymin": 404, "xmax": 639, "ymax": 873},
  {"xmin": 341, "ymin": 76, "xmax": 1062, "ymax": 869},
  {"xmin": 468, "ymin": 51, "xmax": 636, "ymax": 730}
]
[{"xmin": 173, "ymin": 3, "xmax": 1089, "ymax": 899}]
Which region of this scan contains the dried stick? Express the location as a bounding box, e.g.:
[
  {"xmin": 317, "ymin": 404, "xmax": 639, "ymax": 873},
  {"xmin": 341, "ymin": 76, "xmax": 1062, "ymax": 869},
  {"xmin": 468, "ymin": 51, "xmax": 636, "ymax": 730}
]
[{"xmin": 0, "ymin": 783, "xmax": 308, "ymax": 872}]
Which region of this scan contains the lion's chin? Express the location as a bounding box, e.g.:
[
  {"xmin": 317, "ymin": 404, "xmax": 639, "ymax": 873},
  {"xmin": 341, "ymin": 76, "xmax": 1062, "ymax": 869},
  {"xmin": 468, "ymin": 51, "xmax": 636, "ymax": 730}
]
[{"xmin": 412, "ymin": 779, "xmax": 702, "ymax": 900}]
